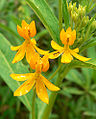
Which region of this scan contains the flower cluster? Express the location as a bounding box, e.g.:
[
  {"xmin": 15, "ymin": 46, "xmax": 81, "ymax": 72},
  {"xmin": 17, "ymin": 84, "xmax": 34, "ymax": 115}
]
[{"xmin": 10, "ymin": 20, "xmax": 91, "ymax": 104}]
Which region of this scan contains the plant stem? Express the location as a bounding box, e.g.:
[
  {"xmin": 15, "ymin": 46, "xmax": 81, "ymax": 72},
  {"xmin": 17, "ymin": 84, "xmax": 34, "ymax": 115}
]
[
  {"xmin": 32, "ymin": 89, "xmax": 36, "ymax": 119},
  {"xmin": 59, "ymin": 0, "xmax": 62, "ymax": 32},
  {"xmin": 42, "ymin": 64, "xmax": 71, "ymax": 119},
  {"xmin": 48, "ymin": 63, "xmax": 62, "ymax": 81}
]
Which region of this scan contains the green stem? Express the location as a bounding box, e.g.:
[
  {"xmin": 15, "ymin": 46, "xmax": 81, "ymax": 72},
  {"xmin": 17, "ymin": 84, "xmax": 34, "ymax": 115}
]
[
  {"xmin": 16, "ymin": 100, "xmax": 21, "ymax": 113},
  {"xmin": 42, "ymin": 64, "xmax": 71, "ymax": 119},
  {"xmin": 59, "ymin": 0, "xmax": 62, "ymax": 32},
  {"xmin": 48, "ymin": 63, "xmax": 62, "ymax": 81},
  {"xmin": 32, "ymin": 89, "xmax": 36, "ymax": 119}
]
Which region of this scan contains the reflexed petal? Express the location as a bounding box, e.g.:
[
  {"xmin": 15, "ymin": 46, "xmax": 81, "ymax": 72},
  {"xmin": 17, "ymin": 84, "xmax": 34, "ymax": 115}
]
[
  {"xmin": 14, "ymin": 78, "xmax": 35, "ymax": 96},
  {"xmin": 12, "ymin": 41, "xmax": 26, "ymax": 63},
  {"xmin": 34, "ymin": 45, "xmax": 49, "ymax": 55},
  {"xmin": 36, "ymin": 62, "xmax": 42, "ymax": 73},
  {"xmin": 26, "ymin": 42, "xmax": 36, "ymax": 63},
  {"xmin": 17, "ymin": 25, "xmax": 24, "ymax": 38},
  {"xmin": 41, "ymin": 75, "xmax": 60, "ymax": 91},
  {"xmin": 29, "ymin": 21, "xmax": 36, "ymax": 37},
  {"xmin": 30, "ymin": 53, "xmax": 40, "ymax": 69},
  {"xmin": 61, "ymin": 51, "xmax": 73, "ymax": 63},
  {"xmin": 10, "ymin": 73, "xmax": 34, "ymax": 81},
  {"xmin": 70, "ymin": 50, "xmax": 91, "ymax": 61},
  {"xmin": 51, "ymin": 40, "xmax": 63, "ymax": 51},
  {"xmin": 22, "ymin": 20, "xmax": 28, "ymax": 29},
  {"xmin": 11, "ymin": 45, "xmax": 21, "ymax": 51},
  {"xmin": 42, "ymin": 56, "xmax": 49, "ymax": 72},
  {"xmin": 48, "ymin": 51, "xmax": 62, "ymax": 59},
  {"xmin": 73, "ymin": 48, "xmax": 79, "ymax": 53},
  {"xmin": 36, "ymin": 77, "xmax": 49, "ymax": 104}
]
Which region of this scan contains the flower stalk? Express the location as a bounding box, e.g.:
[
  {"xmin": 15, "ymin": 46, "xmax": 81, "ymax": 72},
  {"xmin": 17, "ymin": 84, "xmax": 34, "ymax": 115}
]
[
  {"xmin": 32, "ymin": 89, "xmax": 36, "ymax": 119},
  {"xmin": 42, "ymin": 63, "xmax": 71, "ymax": 119}
]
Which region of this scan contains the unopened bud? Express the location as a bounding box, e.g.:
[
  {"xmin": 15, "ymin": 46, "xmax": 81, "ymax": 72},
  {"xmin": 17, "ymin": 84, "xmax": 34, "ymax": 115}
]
[{"xmin": 71, "ymin": 11, "xmax": 78, "ymax": 22}]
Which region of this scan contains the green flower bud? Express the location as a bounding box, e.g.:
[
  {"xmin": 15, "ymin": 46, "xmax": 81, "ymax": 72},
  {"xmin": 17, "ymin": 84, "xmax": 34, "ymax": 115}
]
[
  {"xmin": 78, "ymin": 5, "xmax": 86, "ymax": 17},
  {"xmin": 68, "ymin": 1, "xmax": 73, "ymax": 15},
  {"xmin": 71, "ymin": 11, "xmax": 78, "ymax": 22},
  {"xmin": 82, "ymin": 16, "xmax": 89, "ymax": 26},
  {"xmin": 91, "ymin": 20, "xmax": 96, "ymax": 29}
]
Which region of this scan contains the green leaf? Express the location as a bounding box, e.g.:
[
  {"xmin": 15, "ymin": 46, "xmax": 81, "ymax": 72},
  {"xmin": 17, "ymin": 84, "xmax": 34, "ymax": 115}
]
[
  {"xmin": 61, "ymin": 87, "xmax": 84, "ymax": 95},
  {"xmin": 0, "ymin": 23, "xmax": 21, "ymax": 40},
  {"xmin": 0, "ymin": 0, "xmax": 6, "ymax": 11},
  {"xmin": 66, "ymin": 69, "xmax": 84, "ymax": 87},
  {"xmin": 89, "ymin": 91, "xmax": 96, "ymax": 97},
  {"xmin": 80, "ymin": 37, "xmax": 96, "ymax": 52},
  {"xmin": 62, "ymin": 0, "xmax": 70, "ymax": 29},
  {"xmin": 26, "ymin": 0, "xmax": 59, "ymax": 42},
  {"xmin": 71, "ymin": 59, "xmax": 96, "ymax": 70},
  {"xmin": 84, "ymin": 111, "xmax": 96, "ymax": 117},
  {"xmin": 0, "ymin": 33, "xmax": 32, "ymax": 111}
]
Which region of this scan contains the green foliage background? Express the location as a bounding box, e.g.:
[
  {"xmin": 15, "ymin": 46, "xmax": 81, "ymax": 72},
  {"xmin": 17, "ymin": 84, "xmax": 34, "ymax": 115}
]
[{"xmin": 0, "ymin": 0, "xmax": 96, "ymax": 119}]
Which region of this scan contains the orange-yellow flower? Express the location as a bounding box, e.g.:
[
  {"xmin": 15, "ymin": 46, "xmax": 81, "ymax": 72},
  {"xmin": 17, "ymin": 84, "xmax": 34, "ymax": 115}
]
[
  {"xmin": 10, "ymin": 53, "xmax": 60, "ymax": 104},
  {"xmin": 11, "ymin": 20, "xmax": 49, "ymax": 63},
  {"xmin": 48, "ymin": 27, "xmax": 91, "ymax": 63}
]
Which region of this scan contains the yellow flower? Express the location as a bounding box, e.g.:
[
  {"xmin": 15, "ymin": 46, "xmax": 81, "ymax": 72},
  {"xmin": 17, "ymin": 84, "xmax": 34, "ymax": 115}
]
[
  {"xmin": 49, "ymin": 27, "xmax": 91, "ymax": 63},
  {"xmin": 10, "ymin": 53, "xmax": 60, "ymax": 104},
  {"xmin": 11, "ymin": 20, "xmax": 49, "ymax": 63}
]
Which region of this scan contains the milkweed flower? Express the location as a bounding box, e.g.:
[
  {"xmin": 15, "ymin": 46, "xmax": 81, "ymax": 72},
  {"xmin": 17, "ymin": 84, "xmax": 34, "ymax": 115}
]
[
  {"xmin": 48, "ymin": 27, "xmax": 91, "ymax": 63},
  {"xmin": 10, "ymin": 53, "xmax": 60, "ymax": 104},
  {"xmin": 11, "ymin": 20, "xmax": 49, "ymax": 63}
]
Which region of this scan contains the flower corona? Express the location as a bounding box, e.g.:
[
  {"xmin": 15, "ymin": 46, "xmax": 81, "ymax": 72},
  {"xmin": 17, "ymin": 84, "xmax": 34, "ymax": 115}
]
[
  {"xmin": 10, "ymin": 53, "xmax": 60, "ymax": 104},
  {"xmin": 49, "ymin": 27, "xmax": 91, "ymax": 63}
]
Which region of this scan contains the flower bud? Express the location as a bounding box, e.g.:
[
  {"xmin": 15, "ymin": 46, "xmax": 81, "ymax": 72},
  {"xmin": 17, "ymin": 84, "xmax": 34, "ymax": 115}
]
[{"xmin": 71, "ymin": 11, "xmax": 78, "ymax": 22}]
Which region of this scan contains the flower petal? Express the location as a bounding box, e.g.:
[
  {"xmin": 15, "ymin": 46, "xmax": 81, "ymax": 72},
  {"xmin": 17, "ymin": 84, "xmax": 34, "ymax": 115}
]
[
  {"xmin": 34, "ymin": 45, "xmax": 49, "ymax": 55},
  {"xmin": 26, "ymin": 42, "xmax": 36, "ymax": 63},
  {"xmin": 61, "ymin": 51, "xmax": 73, "ymax": 63},
  {"xmin": 29, "ymin": 21, "xmax": 36, "ymax": 37},
  {"xmin": 66, "ymin": 27, "xmax": 72, "ymax": 32},
  {"xmin": 11, "ymin": 45, "xmax": 21, "ymax": 51},
  {"xmin": 51, "ymin": 40, "xmax": 63, "ymax": 51},
  {"xmin": 12, "ymin": 41, "xmax": 26, "ymax": 63},
  {"xmin": 48, "ymin": 51, "xmax": 62, "ymax": 59},
  {"xmin": 41, "ymin": 56, "xmax": 49, "ymax": 72},
  {"xmin": 10, "ymin": 73, "xmax": 34, "ymax": 81},
  {"xmin": 71, "ymin": 30, "xmax": 76, "ymax": 41},
  {"xmin": 70, "ymin": 50, "xmax": 91, "ymax": 61},
  {"xmin": 73, "ymin": 48, "xmax": 79, "ymax": 53},
  {"xmin": 14, "ymin": 78, "xmax": 35, "ymax": 96},
  {"xmin": 17, "ymin": 25, "xmax": 24, "ymax": 38},
  {"xmin": 41, "ymin": 75, "xmax": 60, "ymax": 91},
  {"xmin": 21, "ymin": 20, "xmax": 28, "ymax": 29},
  {"xmin": 23, "ymin": 28, "xmax": 30, "ymax": 39},
  {"xmin": 31, "ymin": 38, "xmax": 36, "ymax": 45},
  {"xmin": 36, "ymin": 77, "xmax": 49, "ymax": 104},
  {"xmin": 60, "ymin": 29, "xmax": 67, "ymax": 44},
  {"xmin": 30, "ymin": 53, "xmax": 40, "ymax": 69}
]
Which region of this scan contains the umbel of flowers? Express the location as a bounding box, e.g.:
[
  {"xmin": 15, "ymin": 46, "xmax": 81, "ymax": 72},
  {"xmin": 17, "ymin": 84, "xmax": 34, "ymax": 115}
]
[{"xmin": 10, "ymin": 20, "xmax": 91, "ymax": 104}]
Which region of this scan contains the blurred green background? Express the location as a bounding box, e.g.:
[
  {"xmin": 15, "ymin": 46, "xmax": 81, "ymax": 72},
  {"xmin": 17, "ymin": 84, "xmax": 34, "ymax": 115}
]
[{"xmin": 0, "ymin": 0, "xmax": 96, "ymax": 119}]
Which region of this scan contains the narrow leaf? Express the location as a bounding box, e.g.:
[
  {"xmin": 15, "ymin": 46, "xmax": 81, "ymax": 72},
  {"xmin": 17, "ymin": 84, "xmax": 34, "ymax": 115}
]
[
  {"xmin": 61, "ymin": 87, "xmax": 84, "ymax": 95},
  {"xmin": 62, "ymin": 0, "xmax": 70, "ymax": 29},
  {"xmin": 26, "ymin": 0, "xmax": 59, "ymax": 42},
  {"xmin": 0, "ymin": 34, "xmax": 32, "ymax": 111},
  {"xmin": 80, "ymin": 38, "xmax": 96, "ymax": 52},
  {"xmin": 71, "ymin": 59, "xmax": 96, "ymax": 70}
]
